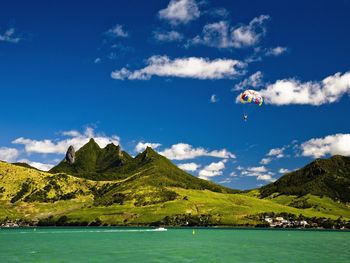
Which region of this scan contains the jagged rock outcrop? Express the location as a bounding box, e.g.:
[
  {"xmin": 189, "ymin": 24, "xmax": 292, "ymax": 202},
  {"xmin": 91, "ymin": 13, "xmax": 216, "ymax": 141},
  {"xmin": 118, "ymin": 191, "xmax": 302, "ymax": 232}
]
[{"xmin": 65, "ymin": 146, "xmax": 75, "ymax": 164}]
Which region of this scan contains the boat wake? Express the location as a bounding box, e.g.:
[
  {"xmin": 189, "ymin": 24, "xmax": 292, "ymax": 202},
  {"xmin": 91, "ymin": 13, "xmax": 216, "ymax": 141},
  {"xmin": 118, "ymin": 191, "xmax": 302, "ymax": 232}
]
[{"xmin": 18, "ymin": 227, "xmax": 167, "ymax": 234}]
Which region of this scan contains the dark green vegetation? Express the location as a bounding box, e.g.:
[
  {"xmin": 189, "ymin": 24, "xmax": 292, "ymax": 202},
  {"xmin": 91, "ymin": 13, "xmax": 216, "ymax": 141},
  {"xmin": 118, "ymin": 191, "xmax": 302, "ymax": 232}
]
[
  {"xmin": 0, "ymin": 140, "xmax": 349, "ymax": 227},
  {"xmin": 50, "ymin": 139, "xmax": 237, "ymax": 194},
  {"xmin": 260, "ymin": 155, "xmax": 350, "ymax": 202}
]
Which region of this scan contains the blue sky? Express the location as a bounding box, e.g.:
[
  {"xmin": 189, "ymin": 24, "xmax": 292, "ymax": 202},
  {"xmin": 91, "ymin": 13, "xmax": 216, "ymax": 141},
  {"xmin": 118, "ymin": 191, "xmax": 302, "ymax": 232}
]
[{"xmin": 0, "ymin": 0, "xmax": 349, "ymax": 189}]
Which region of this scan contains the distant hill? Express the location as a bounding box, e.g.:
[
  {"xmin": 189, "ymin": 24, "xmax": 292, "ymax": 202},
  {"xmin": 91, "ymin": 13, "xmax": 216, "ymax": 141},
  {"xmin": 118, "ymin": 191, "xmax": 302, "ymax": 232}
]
[
  {"xmin": 260, "ymin": 155, "xmax": 350, "ymax": 202},
  {"xmin": 12, "ymin": 162, "xmax": 41, "ymax": 171},
  {"xmin": 50, "ymin": 139, "xmax": 237, "ymax": 194}
]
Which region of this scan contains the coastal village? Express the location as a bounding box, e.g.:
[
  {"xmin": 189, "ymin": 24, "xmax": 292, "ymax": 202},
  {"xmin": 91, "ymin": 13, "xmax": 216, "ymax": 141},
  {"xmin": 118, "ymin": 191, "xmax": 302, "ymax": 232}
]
[{"xmin": 257, "ymin": 213, "xmax": 350, "ymax": 229}]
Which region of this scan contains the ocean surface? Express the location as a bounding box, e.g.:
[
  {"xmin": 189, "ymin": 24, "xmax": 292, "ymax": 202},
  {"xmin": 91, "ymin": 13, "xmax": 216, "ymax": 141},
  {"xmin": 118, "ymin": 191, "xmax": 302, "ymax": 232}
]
[{"xmin": 0, "ymin": 227, "xmax": 349, "ymax": 262}]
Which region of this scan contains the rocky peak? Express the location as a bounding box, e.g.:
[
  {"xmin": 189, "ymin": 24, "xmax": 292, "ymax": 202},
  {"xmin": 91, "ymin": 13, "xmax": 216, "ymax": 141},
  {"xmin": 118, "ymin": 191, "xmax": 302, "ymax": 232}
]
[{"xmin": 65, "ymin": 145, "xmax": 76, "ymax": 164}]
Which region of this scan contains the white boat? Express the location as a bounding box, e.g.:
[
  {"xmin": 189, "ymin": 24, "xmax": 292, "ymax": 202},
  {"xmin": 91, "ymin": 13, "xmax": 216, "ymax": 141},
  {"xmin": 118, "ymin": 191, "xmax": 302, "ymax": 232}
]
[{"xmin": 154, "ymin": 227, "xmax": 167, "ymax": 231}]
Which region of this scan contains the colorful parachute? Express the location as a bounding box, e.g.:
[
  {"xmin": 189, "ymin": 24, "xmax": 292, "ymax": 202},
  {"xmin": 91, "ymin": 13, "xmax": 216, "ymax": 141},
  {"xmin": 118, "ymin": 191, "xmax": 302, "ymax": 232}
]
[{"xmin": 239, "ymin": 89, "xmax": 264, "ymax": 106}]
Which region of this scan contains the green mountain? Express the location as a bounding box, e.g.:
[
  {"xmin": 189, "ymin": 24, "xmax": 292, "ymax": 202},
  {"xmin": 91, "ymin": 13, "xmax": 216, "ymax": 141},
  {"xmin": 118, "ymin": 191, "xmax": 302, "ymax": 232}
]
[
  {"xmin": 49, "ymin": 139, "xmax": 236, "ymax": 194},
  {"xmin": 260, "ymin": 155, "xmax": 350, "ymax": 202},
  {"xmin": 50, "ymin": 139, "xmax": 132, "ymax": 179},
  {"xmin": 0, "ymin": 141, "xmax": 349, "ymax": 227}
]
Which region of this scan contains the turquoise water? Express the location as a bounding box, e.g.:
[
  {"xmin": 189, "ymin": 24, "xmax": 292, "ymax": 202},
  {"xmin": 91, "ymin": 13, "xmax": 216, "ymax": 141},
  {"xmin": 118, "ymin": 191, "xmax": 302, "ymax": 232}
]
[{"xmin": 1, "ymin": 228, "xmax": 350, "ymax": 262}]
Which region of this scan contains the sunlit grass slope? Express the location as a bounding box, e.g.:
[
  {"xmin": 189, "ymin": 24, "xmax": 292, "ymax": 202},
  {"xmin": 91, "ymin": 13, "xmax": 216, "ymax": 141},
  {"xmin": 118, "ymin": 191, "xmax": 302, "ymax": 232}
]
[{"xmin": 1, "ymin": 161, "xmax": 349, "ymax": 225}]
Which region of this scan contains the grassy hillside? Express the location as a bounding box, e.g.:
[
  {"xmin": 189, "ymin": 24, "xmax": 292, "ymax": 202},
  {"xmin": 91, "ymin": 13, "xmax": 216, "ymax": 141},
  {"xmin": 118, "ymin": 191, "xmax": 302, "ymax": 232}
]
[
  {"xmin": 260, "ymin": 155, "xmax": 350, "ymax": 202},
  {"xmin": 1, "ymin": 161, "xmax": 349, "ymax": 226}
]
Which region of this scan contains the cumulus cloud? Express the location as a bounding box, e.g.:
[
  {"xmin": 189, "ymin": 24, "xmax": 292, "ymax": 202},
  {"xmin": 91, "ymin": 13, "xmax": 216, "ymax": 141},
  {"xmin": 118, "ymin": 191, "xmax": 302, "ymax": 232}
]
[
  {"xmin": 191, "ymin": 15, "xmax": 270, "ymax": 49},
  {"xmin": 153, "ymin": 30, "xmax": 183, "ymax": 42},
  {"xmin": 12, "ymin": 127, "xmax": 120, "ymax": 154},
  {"xmin": 239, "ymin": 165, "xmax": 276, "ymax": 182},
  {"xmin": 246, "ymin": 166, "xmax": 268, "ymax": 173},
  {"xmin": 265, "ymin": 46, "xmax": 287, "ymax": 56},
  {"xmin": 279, "ymin": 168, "xmax": 290, "ymax": 174},
  {"xmin": 301, "ymin": 134, "xmax": 350, "ymax": 158},
  {"xmin": 18, "ymin": 159, "xmax": 54, "ymax": 171},
  {"xmin": 0, "ymin": 28, "xmax": 21, "ymax": 43},
  {"xmin": 260, "ymin": 157, "xmax": 272, "ymax": 165},
  {"xmin": 267, "ymin": 147, "xmax": 285, "ymax": 158},
  {"xmin": 210, "ymin": 94, "xmax": 218, "ymax": 103},
  {"xmin": 111, "ymin": 55, "xmax": 246, "ymax": 80},
  {"xmin": 135, "ymin": 142, "xmax": 161, "ymax": 152},
  {"xmin": 233, "ymin": 71, "xmax": 263, "ymax": 91},
  {"xmin": 159, "ymin": 0, "xmax": 200, "ymax": 25},
  {"xmin": 0, "ymin": 147, "xmax": 19, "ymax": 162},
  {"xmin": 256, "ymin": 174, "xmax": 275, "ymax": 182},
  {"xmin": 259, "ymin": 71, "xmax": 350, "ymax": 105},
  {"xmin": 178, "ymin": 162, "xmax": 200, "ymax": 172},
  {"xmin": 106, "ymin": 24, "xmax": 128, "ymax": 38},
  {"xmin": 259, "ymin": 147, "xmax": 285, "ymax": 164},
  {"xmin": 231, "ymin": 15, "xmax": 270, "ymax": 48},
  {"xmin": 159, "ymin": 143, "xmax": 235, "ymax": 160},
  {"xmin": 198, "ymin": 160, "xmax": 226, "ymax": 180}
]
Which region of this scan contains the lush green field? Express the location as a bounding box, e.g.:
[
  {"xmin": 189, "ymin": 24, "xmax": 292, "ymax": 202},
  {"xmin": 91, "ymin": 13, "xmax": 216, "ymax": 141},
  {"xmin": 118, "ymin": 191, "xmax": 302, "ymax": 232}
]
[{"xmin": 1, "ymin": 161, "xmax": 349, "ymax": 226}]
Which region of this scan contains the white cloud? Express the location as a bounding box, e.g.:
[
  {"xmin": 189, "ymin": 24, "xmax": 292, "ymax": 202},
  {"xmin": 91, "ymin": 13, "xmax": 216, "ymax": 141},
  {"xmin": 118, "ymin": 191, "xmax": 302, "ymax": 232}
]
[
  {"xmin": 111, "ymin": 55, "xmax": 246, "ymax": 80},
  {"xmin": 159, "ymin": 143, "xmax": 235, "ymax": 160},
  {"xmin": 153, "ymin": 30, "xmax": 183, "ymax": 42},
  {"xmin": 191, "ymin": 21, "xmax": 230, "ymax": 48},
  {"xmin": 301, "ymin": 133, "xmax": 350, "ymax": 158},
  {"xmin": 266, "ymin": 46, "xmax": 287, "ymax": 56},
  {"xmin": 210, "ymin": 94, "xmax": 218, "ymax": 103},
  {"xmin": 218, "ymin": 178, "xmax": 232, "ymax": 184},
  {"xmin": 233, "ymin": 71, "xmax": 263, "ymax": 91},
  {"xmin": 239, "ymin": 165, "xmax": 276, "ymax": 182},
  {"xmin": 229, "ymin": 171, "xmax": 237, "ymax": 177},
  {"xmin": 135, "ymin": 142, "xmax": 161, "ymax": 152},
  {"xmin": 279, "ymin": 168, "xmax": 290, "ymax": 174},
  {"xmin": 259, "ymin": 147, "xmax": 285, "ymax": 164},
  {"xmin": 259, "ymin": 71, "xmax": 350, "ymax": 105},
  {"xmin": 13, "ymin": 127, "xmax": 120, "ymax": 154},
  {"xmin": 0, "ymin": 28, "xmax": 21, "ymax": 43},
  {"xmin": 177, "ymin": 162, "xmax": 200, "ymax": 172},
  {"xmin": 231, "ymin": 15, "xmax": 270, "ymax": 48},
  {"xmin": 198, "ymin": 160, "xmax": 226, "ymax": 179},
  {"xmin": 257, "ymin": 174, "xmax": 275, "ymax": 182},
  {"xmin": 106, "ymin": 24, "xmax": 128, "ymax": 38},
  {"xmin": 267, "ymin": 147, "xmax": 285, "ymax": 158},
  {"xmin": 61, "ymin": 130, "xmax": 81, "ymax": 137},
  {"xmin": 159, "ymin": 0, "xmax": 200, "ymax": 25},
  {"xmin": 247, "ymin": 166, "xmax": 267, "ymax": 173},
  {"xmin": 0, "ymin": 147, "xmax": 19, "ymax": 162},
  {"xmin": 18, "ymin": 159, "xmax": 54, "ymax": 171},
  {"xmin": 260, "ymin": 157, "xmax": 272, "ymax": 165},
  {"xmin": 191, "ymin": 15, "xmax": 269, "ymax": 49}
]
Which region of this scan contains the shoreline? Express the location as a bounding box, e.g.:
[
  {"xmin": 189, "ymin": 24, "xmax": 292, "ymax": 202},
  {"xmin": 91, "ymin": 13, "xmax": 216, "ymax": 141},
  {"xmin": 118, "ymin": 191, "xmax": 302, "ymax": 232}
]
[{"xmin": 1, "ymin": 225, "xmax": 350, "ymax": 232}]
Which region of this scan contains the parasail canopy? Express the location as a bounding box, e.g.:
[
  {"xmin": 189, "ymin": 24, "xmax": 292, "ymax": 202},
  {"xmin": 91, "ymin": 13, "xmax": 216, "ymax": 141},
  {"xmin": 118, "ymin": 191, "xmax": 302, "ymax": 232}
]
[{"xmin": 239, "ymin": 89, "xmax": 264, "ymax": 106}]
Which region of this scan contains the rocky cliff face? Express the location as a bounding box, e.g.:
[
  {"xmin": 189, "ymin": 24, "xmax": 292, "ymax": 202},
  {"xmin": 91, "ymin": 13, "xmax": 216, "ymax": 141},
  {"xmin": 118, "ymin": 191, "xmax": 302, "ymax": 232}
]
[{"xmin": 65, "ymin": 146, "xmax": 75, "ymax": 164}]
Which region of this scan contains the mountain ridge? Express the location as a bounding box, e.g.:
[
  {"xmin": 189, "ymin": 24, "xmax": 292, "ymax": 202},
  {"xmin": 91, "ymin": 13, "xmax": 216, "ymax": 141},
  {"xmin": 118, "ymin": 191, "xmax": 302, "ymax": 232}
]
[
  {"xmin": 49, "ymin": 139, "xmax": 237, "ymax": 194},
  {"xmin": 260, "ymin": 155, "xmax": 350, "ymax": 202},
  {"xmin": 0, "ymin": 146, "xmax": 350, "ymax": 226}
]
